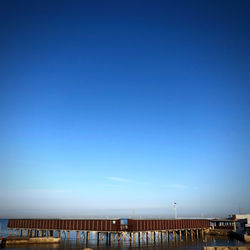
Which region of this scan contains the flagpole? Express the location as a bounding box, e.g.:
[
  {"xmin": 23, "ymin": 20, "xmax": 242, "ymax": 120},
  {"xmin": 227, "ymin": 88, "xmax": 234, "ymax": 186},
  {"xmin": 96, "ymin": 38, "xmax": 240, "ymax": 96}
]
[{"xmin": 174, "ymin": 202, "xmax": 177, "ymax": 219}]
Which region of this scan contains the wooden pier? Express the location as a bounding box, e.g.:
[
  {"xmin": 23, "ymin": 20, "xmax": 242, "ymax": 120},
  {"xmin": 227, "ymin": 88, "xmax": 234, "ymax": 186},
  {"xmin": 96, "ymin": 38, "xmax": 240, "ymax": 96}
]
[{"xmin": 8, "ymin": 218, "xmax": 210, "ymax": 245}]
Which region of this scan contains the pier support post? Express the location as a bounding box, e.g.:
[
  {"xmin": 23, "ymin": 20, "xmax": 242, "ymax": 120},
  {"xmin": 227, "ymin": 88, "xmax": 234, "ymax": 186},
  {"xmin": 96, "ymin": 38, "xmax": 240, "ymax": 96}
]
[
  {"xmin": 191, "ymin": 230, "xmax": 193, "ymax": 241},
  {"xmin": 85, "ymin": 231, "xmax": 89, "ymax": 247},
  {"xmin": 166, "ymin": 231, "xmax": 169, "ymax": 241},
  {"xmin": 58, "ymin": 231, "xmax": 61, "ymax": 238},
  {"xmin": 158, "ymin": 231, "xmax": 160, "ymax": 242},
  {"xmin": 142, "ymin": 232, "xmax": 144, "ymax": 243},
  {"xmin": 179, "ymin": 230, "xmax": 182, "ymax": 241},
  {"xmin": 146, "ymin": 232, "xmax": 149, "ymax": 244},
  {"xmin": 110, "ymin": 233, "xmax": 113, "ymax": 245},
  {"xmin": 154, "ymin": 231, "xmax": 156, "ymax": 242},
  {"xmin": 10, "ymin": 229, "xmax": 13, "ymax": 236},
  {"xmin": 185, "ymin": 230, "xmax": 188, "ymax": 239},
  {"xmin": 105, "ymin": 232, "xmax": 108, "ymax": 245},
  {"xmin": 109, "ymin": 232, "xmax": 114, "ymax": 246},
  {"xmin": 196, "ymin": 229, "xmax": 199, "ymax": 238},
  {"xmin": 173, "ymin": 231, "xmax": 175, "ymax": 240},
  {"xmin": 133, "ymin": 232, "xmax": 136, "ymax": 244},
  {"xmin": 67, "ymin": 231, "xmax": 70, "ymax": 240},
  {"xmin": 97, "ymin": 232, "xmax": 100, "ymax": 245},
  {"xmin": 76, "ymin": 231, "xmax": 79, "ymax": 241},
  {"xmin": 138, "ymin": 232, "xmax": 140, "ymax": 245}
]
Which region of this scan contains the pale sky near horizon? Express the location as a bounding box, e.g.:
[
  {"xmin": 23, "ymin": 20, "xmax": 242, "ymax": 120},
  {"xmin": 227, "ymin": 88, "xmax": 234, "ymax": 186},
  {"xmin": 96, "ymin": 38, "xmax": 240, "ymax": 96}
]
[{"xmin": 0, "ymin": 0, "xmax": 250, "ymax": 218}]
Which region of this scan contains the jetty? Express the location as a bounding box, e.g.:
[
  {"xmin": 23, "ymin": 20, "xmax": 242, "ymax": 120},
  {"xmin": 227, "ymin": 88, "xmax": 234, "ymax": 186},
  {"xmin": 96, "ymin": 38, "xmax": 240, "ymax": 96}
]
[{"xmin": 8, "ymin": 218, "xmax": 209, "ymax": 245}]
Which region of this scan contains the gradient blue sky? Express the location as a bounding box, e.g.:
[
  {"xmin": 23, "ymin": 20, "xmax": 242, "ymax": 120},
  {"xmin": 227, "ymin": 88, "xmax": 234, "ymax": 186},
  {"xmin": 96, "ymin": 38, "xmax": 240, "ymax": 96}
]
[{"xmin": 0, "ymin": 0, "xmax": 250, "ymax": 218}]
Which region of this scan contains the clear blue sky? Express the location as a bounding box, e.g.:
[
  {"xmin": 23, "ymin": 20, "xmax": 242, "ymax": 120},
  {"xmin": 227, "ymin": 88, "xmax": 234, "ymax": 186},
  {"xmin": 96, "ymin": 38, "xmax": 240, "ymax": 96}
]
[{"xmin": 0, "ymin": 0, "xmax": 250, "ymax": 218}]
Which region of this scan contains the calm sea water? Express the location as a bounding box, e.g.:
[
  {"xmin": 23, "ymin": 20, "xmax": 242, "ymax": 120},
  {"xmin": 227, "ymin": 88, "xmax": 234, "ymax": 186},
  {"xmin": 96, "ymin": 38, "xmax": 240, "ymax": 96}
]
[{"xmin": 0, "ymin": 219, "xmax": 247, "ymax": 249}]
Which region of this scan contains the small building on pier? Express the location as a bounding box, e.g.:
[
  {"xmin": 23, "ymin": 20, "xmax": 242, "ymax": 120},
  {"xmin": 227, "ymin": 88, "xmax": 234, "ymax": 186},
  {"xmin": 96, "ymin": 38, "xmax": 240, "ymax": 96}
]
[
  {"xmin": 232, "ymin": 214, "xmax": 250, "ymax": 234},
  {"xmin": 210, "ymin": 219, "xmax": 235, "ymax": 231}
]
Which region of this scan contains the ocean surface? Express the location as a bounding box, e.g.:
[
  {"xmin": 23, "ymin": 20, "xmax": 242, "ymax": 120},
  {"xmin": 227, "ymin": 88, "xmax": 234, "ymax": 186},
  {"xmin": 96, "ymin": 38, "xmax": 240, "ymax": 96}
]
[{"xmin": 0, "ymin": 219, "xmax": 247, "ymax": 249}]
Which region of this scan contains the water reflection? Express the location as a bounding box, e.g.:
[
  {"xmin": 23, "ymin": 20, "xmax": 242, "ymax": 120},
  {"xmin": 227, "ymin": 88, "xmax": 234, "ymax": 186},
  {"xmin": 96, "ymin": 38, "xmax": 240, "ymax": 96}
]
[{"xmin": 17, "ymin": 234, "xmax": 243, "ymax": 250}]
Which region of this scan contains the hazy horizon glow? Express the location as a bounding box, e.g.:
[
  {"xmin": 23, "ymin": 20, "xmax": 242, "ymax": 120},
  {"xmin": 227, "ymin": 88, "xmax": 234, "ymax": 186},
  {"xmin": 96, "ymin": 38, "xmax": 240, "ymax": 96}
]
[{"xmin": 0, "ymin": 0, "xmax": 250, "ymax": 218}]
